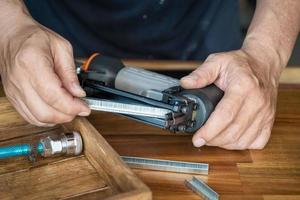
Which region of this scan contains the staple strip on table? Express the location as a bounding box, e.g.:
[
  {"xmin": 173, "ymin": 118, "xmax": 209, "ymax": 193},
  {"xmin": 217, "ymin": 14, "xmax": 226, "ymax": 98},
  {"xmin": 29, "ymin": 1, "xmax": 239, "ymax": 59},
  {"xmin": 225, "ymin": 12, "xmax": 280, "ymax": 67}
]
[
  {"xmin": 121, "ymin": 156, "xmax": 209, "ymax": 175},
  {"xmin": 84, "ymin": 97, "xmax": 171, "ymax": 119},
  {"xmin": 185, "ymin": 177, "xmax": 219, "ymax": 200}
]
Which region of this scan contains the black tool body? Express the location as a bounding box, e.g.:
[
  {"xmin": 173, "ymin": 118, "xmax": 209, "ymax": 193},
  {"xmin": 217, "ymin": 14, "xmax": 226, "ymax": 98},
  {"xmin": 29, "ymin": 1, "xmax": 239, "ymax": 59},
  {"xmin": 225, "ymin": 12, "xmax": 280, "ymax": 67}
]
[{"xmin": 78, "ymin": 55, "xmax": 224, "ymax": 133}]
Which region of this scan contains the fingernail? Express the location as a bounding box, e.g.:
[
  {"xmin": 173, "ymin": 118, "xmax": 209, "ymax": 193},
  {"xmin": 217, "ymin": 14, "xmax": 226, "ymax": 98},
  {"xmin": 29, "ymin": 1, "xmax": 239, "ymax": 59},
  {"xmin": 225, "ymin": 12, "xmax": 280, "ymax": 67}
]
[
  {"xmin": 72, "ymin": 82, "xmax": 86, "ymax": 97},
  {"xmin": 78, "ymin": 111, "xmax": 90, "ymax": 116},
  {"xmin": 193, "ymin": 138, "xmax": 206, "ymax": 147},
  {"xmin": 183, "ymin": 74, "xmax": 198, "ymax": 81}
]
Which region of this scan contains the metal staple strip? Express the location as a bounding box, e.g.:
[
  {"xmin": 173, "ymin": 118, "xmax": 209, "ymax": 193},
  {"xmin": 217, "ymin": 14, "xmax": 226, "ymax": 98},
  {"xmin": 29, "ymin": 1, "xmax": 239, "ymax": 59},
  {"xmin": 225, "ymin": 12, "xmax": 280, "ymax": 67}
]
[
  {"xmin": 84, "ymin": 97, "xmax": 171, "ymax": 119},
  {"xmin": 121, "ymin": 156, "xmax": 209, "ymax": 175},
  {"xmin": 185, "ymin": 177, "xmax": 219, "ymax": 200}
]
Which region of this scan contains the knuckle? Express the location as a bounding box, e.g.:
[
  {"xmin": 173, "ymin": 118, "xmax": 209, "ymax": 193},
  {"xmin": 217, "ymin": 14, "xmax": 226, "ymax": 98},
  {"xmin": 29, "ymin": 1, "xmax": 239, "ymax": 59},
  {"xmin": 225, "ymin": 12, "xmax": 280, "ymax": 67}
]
[
  {"xmin": 250, "ymin": 142, "xmax": 266, "ymax": 150},
  {"xmin": 216, "ymin": 124, "xmax": 247, "ymax": 149},
  {"xmin": 67, "ymin": 116, "xmax": 75, "ymax": 122},
  {"xmin": 235, "ymin": 143, "xmax": 248, "ymax": 150},
  {"xmin": 206, "ymin": 53, "xmax": 218, "ymax": 61},
  {"xmin": 193, "ymin": 69, "xmax": 209, "ymax": 80},
  {"xmin": 63, "ymin": 115, "xmax": 75, "ymax": 123},
  {"xmin": 219, "ymin": 105, "xmax": 236, "ymax": 123},
  {"xmin": 206, "ymin": 53, "xmax": 227, "ymax": 61},
  {"xmin": 221, "ymin": 145, "xmax": 236, "ymax": 150},
  {"xmin": 3, "ymin": 84, "xmax": 14, "ymax": 97},
  {"xmin": 15, "ymin": 47, "xmax": 39, "ymax": 62},
  {"xmin": 266, "ymin": 110, "xmax": 276, "ymax": 123},
  {"xmin": 257, "ymin": 94, "xmax": 267, "ymax": 108},
  {"xmin": 7, "ymin": 73, "xmax": 20, "ymax": 86},
  {"xmin": 61, "ymin": 115, "xmax": 75, "ymax": 123},
  {"xmin": 223, "ymin": 141, "xmax": 248, "ymax": 150},
  {"xmin": 254, "ymin": 144, "xmax": 265, "ymax": 150},
  {"xmin": 39, "ymin": 83, "xmax": 60, "ymax": 104},
  {"xmin": 243, "ymin": 76, "xmax": 259, "ymax": 91},
  {"xmin": 226, "ymin": 132, "xmax": 240, "ymax": 144},
  {"xmin": 62, "ymin": 40, "xmax": 73, "ymax": 51},
  {"xmin": 42, "ymin": 88, "xmax": 60, "ymax": 106},
  {"xmin": 35, "ymin": 110, "xmax": 54, "ymax": 123},
  {"xmin": 47, "ymin": 94, "xmax": 60, "ymax": 107}
]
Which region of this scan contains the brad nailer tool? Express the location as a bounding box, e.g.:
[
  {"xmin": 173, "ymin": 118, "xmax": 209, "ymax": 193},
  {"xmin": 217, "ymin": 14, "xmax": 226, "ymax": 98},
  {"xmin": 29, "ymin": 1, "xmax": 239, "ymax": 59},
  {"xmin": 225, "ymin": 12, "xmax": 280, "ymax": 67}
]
[{"xmin": 77, "ymin": 53, "xmax": 224, "ymax": 133}]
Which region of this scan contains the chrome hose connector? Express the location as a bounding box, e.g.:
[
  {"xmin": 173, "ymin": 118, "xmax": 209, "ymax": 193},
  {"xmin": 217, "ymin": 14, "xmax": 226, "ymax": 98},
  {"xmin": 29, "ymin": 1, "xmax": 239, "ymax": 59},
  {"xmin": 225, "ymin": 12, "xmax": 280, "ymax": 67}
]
[{"xmin": 40, "ymin": 131, "xmax": 83, "ymax": 157}]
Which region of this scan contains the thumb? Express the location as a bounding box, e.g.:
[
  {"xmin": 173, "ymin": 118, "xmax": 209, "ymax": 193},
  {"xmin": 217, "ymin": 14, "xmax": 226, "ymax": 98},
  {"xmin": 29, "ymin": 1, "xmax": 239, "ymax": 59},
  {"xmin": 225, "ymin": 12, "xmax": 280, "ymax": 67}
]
[
  {"xmin": 180, "ymin": 61, "xmax": 221, "ymax": 89},
  {"xmin": 51, "ymin": 37, "xmax": 86, "ymax": 97}
]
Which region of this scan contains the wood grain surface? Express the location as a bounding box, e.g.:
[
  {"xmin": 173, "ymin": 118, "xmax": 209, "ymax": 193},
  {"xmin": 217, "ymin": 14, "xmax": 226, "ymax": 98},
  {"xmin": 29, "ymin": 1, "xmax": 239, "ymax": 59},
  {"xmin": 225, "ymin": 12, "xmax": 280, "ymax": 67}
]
[
  {"xmin": 86, "ymin": 61, "xmax": 300, "ymax": 200},
  {"xmin": 87, "ymin": 87, "xmax": 300, "ymax": 200},
  {"xmin": 0, "ymin": 98, "xmax": 151, "ymax": 200},
  {"xmin": 0, "ymin": 61, "xmax": 300, "ymax": 200}
]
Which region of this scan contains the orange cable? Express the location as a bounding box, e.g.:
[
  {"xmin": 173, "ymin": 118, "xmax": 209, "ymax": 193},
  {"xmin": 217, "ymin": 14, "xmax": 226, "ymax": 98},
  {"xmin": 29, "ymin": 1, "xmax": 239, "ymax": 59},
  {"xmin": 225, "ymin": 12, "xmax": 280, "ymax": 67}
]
[{"xmin": 81, "ymin": 53, "xmax": 100, "ymax": 71}]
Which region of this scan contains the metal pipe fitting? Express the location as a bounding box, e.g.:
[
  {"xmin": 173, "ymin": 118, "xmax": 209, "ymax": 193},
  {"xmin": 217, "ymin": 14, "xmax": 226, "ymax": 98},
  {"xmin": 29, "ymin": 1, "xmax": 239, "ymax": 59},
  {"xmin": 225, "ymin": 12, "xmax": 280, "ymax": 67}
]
[{"xmin": 39, "ymin": 131, "xmax": 83, "ymax": 158}]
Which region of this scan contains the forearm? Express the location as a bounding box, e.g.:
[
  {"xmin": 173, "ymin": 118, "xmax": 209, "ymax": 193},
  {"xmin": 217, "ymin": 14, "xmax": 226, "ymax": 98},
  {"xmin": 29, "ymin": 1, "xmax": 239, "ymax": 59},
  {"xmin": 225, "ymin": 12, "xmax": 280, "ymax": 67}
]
[
  {"xmin": 0, "ymin": 0, "xmax": 35, "ymax": 46},
  {"xmin": 242, "ymin": 0, "xmax": 300, "ymax": 75}
]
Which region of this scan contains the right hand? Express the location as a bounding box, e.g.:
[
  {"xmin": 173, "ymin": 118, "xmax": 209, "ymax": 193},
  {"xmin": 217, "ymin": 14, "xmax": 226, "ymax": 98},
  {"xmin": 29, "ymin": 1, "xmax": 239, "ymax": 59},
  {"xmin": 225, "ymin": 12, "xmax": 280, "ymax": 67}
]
[{"xmin": 0, "ymin": 17, "xmax": 90, "ymax": 126}]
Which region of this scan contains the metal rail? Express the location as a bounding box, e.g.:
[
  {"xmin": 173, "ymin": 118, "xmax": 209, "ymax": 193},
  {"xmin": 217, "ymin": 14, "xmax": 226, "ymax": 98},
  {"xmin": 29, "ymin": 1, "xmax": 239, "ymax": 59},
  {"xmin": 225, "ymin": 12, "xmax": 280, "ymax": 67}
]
[
  {"xmin": 185, "ymin": 176, "xmax": 219, "ymax": 200},
  {"xmin": 121, "ymin": 156, "xmax": 209, "ymax": 175},
  {"xmin": 84, "ymin": 97, "xmax": 171, "ymax": 119}
]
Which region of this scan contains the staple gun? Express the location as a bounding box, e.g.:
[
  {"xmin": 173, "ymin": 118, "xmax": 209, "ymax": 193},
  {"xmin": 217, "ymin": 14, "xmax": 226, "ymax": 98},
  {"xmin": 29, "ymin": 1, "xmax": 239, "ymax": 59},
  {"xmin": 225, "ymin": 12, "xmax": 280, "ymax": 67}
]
[{"xmin": 77, "ymin": 53, "xmax": 223, "ymax": 133}]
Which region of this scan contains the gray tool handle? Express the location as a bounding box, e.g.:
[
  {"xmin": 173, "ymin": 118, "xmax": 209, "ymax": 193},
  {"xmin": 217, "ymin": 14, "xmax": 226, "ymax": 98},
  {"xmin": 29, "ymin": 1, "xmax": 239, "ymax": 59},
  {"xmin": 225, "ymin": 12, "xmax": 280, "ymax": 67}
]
[{"xmin": 180, "ymin": 84, "xmax": 224, "ymax": 133}]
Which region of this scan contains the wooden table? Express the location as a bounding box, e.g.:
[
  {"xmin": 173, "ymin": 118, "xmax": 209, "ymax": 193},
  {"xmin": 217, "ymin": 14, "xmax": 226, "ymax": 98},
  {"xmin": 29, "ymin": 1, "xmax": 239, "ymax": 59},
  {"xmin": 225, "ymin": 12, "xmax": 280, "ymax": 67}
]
[
  {"xmin": 1, "ymin": 61, "xmax": 300, "ymax": 200},
  {"xmin": 88, "ymin": 62, "xmax": 300, "ymax": 200}
]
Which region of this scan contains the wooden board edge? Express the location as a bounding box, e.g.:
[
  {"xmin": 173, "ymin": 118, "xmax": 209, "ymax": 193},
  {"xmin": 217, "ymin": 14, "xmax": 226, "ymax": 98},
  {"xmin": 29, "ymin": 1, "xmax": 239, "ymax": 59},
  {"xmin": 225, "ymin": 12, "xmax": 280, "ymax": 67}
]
[
  {"xmin": 105, "ymin": 189, "xmax": 152, "ymax": 200},
  {"xmin": 63, "ymin": 117, "xmax": 152, "ymax": 199}
]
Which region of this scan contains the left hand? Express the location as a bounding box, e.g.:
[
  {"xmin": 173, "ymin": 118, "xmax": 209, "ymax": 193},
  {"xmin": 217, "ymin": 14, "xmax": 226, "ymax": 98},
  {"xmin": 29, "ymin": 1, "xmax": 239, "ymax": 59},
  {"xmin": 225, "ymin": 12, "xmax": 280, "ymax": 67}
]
[{"xmin": 181, "ymin": 49, "xmax": 279, "ymax": 150}]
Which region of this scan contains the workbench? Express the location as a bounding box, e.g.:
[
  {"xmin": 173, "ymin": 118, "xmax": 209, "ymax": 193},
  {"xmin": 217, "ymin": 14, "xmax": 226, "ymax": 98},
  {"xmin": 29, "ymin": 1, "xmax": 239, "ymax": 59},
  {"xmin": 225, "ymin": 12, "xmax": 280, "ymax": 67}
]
[{"xmin": 1, "ymin": 61, "xmax": 300, "ymax": 200}]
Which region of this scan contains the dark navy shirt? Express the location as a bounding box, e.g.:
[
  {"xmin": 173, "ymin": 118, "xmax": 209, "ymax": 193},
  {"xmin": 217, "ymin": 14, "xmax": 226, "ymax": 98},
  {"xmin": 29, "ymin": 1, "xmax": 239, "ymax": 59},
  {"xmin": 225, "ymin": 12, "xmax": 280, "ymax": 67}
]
[{"xmin": 24, "ymin": 0, "xmax": 242, "ymax": 60}]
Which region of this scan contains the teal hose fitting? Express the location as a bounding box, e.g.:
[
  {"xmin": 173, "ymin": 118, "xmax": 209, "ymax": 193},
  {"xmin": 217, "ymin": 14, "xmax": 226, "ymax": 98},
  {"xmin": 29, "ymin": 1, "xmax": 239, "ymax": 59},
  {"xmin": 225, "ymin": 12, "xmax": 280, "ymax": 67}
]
[
  {"xmin": 0, "ymin": 143, "xmax": 43, "ymax": 159},
  {"xmin": 0, "ymin": 132, "xmax": 82, "ymax": 159}
]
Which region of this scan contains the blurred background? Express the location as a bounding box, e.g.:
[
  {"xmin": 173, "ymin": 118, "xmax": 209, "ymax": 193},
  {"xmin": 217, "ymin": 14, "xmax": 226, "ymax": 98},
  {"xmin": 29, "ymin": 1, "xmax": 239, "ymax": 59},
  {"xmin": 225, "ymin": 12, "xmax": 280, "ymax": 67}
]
[{"xmin": 240, "ymin": 0, "xmax": 300, "ymax": 66}]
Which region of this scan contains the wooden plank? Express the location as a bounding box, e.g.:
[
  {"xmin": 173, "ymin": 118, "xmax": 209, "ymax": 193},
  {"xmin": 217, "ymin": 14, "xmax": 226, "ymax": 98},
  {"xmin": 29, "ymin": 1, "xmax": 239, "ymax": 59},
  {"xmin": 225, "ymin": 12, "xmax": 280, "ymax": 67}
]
[
  {"xmin": 0, "ymin": 59, "xmax": 300, "ymax": 199},
  {"xmin": 87, "ymin": 113, "xmax": 171, "ymax": 136},
  {"xmin": 104, "ymin": 135, "xmax": 252, "ymax": 164},
  {"xmin": 0, "ymin": 157, "xmax": 109, "ymax": 200},
  {"xmin": 238, "ymin": 162, "xmax": 300, "ymax": 194},
  {"xmin": 62, "ymin": 187, "xmax": 114, "ymax": 200},
  {"xmin": 222, "ymin": 195, "xmax": 263, "ymax": 200},
  {"xmin": 0, "ymin": 127, "xmax": 70, "ymax": 175},
  {"xmin": 0, "ymin": 97, "xmax": 152, "ymax": 200},
  {"xmin": 65, "ymin": 118, "xmax": 152, "ymax": 199},
  {"xmin": 0, "ymin": 98, "xmax": 58, "ymax": 141},
  {"xmin": 263, "ymin": 195, "xmax": 300, "ymax": 200},
  {"xmin": 133, "ymin": 164, "xmax": 243, "ymax": 199},
  {"xmin": 278, "ymin": 67, "xmax": 300, "ymax": 84}
]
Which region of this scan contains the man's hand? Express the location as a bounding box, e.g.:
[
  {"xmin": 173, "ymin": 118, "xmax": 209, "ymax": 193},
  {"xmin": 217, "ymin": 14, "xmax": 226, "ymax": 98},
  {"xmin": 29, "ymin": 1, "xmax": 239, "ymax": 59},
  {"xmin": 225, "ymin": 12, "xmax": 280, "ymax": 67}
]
[
  {"xmin": 0, "ymin": 5, "xmax": 90, "ymax": 126},
  {"xmin": 180, "ymin": 0, "xmax": 300, "ymax": 150},
  {"xmin": 181, "ymin": 50, "xmax": 278, "ymax": 150}
]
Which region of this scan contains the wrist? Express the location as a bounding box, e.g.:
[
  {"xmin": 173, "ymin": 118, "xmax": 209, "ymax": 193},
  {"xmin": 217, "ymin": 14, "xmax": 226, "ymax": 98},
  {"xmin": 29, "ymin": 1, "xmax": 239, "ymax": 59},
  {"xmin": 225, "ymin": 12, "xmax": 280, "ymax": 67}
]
[
  {"xmin": 241, "ymin": 37, "xmax": 285, "ymax": 83},
  {"xmin": 0, "ymin": 1, "xmax": 36, "ymax": 48}
]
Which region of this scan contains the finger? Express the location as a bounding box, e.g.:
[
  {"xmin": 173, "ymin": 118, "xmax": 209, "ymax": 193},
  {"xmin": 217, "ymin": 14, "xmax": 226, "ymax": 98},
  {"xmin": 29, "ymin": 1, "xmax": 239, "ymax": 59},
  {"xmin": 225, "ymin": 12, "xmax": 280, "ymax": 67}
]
[
  {"xmin": 22, "ymin": 84, "xmax": 76, "ymax": 124},
  {"xmin": 7, "ymin": 93, "xmax": 55, "ymax": 127},
  {"xmin": 248, "ymin": 125, "xmax": 273, "ymax": 149},
  {"xmin": 206, "ymin": 98, "xmax": 259, "ymax": 147},
  {"xmin": 221, "ymin": 116, "xmax": 263, "ymax": 150},
  {"xmin": 16, "ymin": 98, "xmax": 55, "ymax": 127},
  {"xmin": 2, "ymin": 73, "xmax": 56, "ymax": 127},
  {"xmin": 8, "ymin": 95, "xmax": 36, "ymax": 125},
  {"xmin": 29, "ymin": 55, "xmax": 90, "ymax": 116},
  {"xmin": 192, "ymin": 87, "xmax": 244, "ymax": 147},
  {"xmin": 50, "ymin": 37, "xmax": 86, "ymax": 97},
  {"xmin": 180, "ymin": 61, "xmax": 221, "ymax": 89}
]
